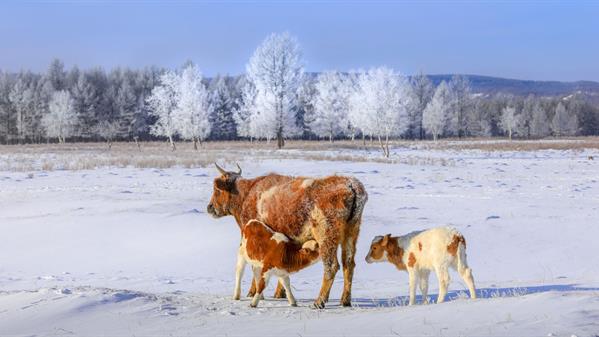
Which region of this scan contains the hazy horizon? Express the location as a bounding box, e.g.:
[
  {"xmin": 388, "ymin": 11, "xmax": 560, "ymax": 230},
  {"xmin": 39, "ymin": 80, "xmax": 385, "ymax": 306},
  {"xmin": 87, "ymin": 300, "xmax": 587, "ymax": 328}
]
[{"xmin": 1, "ymin": 1, "xmax": 598, "ymax": 82}]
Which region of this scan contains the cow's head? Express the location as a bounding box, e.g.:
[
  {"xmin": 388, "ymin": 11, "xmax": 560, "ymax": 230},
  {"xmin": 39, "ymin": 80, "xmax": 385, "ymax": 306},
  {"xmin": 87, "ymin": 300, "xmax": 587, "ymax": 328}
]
[
  {"xmin": 365, "ymin": 234, "xmax": 391, "ymax": 263},
  {"xmin": 207, "ymin": 163, "xmax": 242, "ymax": 218}
]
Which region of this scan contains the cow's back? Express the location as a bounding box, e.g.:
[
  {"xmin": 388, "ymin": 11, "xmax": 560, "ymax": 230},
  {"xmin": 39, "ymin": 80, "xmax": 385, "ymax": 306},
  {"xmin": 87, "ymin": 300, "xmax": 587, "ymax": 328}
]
[{"xmin": 247, "ymin": 175, "xmax": 366, "ymax": 241}]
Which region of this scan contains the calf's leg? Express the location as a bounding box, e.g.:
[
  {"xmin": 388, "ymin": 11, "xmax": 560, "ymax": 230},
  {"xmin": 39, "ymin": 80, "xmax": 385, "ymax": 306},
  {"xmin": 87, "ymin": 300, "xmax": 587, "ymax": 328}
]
[
  {"xmin": 250, "ymin": 267, "xmax": 269, "ymax": 308},
  {"xmin": 419, "ymin": 270, "xmax": 430, "ymax": 304},
  {"xmin": 233, "ymin": 246, "xmax": 246, "ymax": 300},
  {"xmin": 408, "ymin": 269, "xmax": 417, "ymax": 305},
  {"xmin": 435, "ymin": 267, "xmax": 450, "ymax": 304},
  {"xmin": 280, "ymin": 276, "xmax": 297, "ymax": 307}
]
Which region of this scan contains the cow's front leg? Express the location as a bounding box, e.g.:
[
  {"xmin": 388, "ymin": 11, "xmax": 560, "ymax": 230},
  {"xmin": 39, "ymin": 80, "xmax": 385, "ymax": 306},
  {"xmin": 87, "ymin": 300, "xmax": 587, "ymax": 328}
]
[
  {"xmin": 233, "ymin": 246, "xmax": 246, "ymax": 300},
  {"xmin": 313, "ymin": 236, "xmax": 340, "ymax": 309}
]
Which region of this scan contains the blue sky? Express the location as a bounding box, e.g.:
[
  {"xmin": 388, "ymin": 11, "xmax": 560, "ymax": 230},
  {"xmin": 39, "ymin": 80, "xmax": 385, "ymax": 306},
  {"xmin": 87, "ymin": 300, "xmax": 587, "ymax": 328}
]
[{"xmin": 1, "ymin": 1, "xmax": 598, "ymax": 81}]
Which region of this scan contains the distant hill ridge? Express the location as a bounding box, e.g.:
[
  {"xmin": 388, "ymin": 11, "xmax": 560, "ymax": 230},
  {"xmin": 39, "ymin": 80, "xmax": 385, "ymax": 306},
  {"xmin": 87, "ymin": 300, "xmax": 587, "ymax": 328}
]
[
  {"xmin": 301, "ymin": 72, "xmax": 599, "ymax": 96},
  {"xmin": 424, "ymin": 74, "xmax": 599, "ymax": 96}
]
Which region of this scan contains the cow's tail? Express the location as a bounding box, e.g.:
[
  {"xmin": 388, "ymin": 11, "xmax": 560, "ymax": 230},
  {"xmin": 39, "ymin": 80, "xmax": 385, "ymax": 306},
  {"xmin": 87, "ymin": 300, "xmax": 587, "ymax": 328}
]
[{"xmin": 346, "ymin": 177, "xmax": 368, "ymax": 227}]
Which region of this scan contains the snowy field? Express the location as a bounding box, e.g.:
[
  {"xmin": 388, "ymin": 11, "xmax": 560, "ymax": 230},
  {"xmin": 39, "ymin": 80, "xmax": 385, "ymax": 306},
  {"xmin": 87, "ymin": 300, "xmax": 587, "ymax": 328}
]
[{"xmin": 1, "ymin": 142, "xmax": 599, "ymax": 336}]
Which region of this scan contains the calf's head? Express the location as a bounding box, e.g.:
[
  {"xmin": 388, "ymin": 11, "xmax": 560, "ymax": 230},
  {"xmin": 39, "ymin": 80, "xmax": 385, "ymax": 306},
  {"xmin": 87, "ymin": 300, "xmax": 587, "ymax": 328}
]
[
  {"xmin": 365, "ymin": 234, "xmax": 392, "ymax": 263},
  {"xmin": 207, "ymin": 163, "xmax": 242, "ymax": 218}
]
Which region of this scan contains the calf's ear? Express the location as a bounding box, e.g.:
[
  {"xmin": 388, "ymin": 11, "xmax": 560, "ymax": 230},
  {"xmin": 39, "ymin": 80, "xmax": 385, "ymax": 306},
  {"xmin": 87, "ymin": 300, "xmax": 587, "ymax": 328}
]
[{"xmin": 382, "ymin": 234, "xmax": 391, "ymax": 246}]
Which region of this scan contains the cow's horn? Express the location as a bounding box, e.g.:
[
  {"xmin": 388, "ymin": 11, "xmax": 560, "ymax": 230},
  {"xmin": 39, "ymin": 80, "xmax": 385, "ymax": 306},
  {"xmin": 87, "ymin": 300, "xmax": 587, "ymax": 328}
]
[
  {"xmin": 235, "ymin": 163, "xmax": 242, "ymax": 175},
  {"xmin": 214, "ymin": 162, "xmax": 227, "ymax": 175}
]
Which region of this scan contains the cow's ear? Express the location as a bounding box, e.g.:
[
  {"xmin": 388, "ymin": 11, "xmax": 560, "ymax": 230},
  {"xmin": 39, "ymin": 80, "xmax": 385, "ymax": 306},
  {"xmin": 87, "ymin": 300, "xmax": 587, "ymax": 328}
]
[{"xmin": 215, "ymin": 177, "xmax": 234, "ymax": 191}]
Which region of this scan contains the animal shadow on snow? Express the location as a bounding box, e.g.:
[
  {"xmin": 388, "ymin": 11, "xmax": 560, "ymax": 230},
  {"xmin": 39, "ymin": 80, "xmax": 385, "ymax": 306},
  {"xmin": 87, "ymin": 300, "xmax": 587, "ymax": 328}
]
[{"xmin": 352, "ymin": 284, "xmax": 599, "ymax": 308}]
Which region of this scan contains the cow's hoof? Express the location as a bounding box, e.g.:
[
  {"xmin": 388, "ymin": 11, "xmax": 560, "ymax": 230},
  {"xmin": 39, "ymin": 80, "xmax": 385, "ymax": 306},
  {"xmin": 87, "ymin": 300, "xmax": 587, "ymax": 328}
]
[
  {"xmin": 341, "ymin": 299, "xmax": 352, "ymax": 307},
  {"xmin": 312, "ymin": 300, "xmax": 326, "ymax": 309},
  {"xmin": 233, "ymin": 295, "xmax": 240, "ymax": 301},
  {"xmin": 250, "ymin": 303, "xmax": 257, "ymax": 308},
  {"xmin": 246, "ymin": 291, "xmax": 255, "ymax": 298},
  {"xmin": 290, "ymin": 302, "xmax": 298, "ymax": 307}
]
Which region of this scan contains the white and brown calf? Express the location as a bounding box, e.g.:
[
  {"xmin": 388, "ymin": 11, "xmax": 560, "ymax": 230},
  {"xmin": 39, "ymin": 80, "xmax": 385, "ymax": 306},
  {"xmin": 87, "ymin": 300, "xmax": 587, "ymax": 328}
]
[
  {"xmin": 236, "ymin": 219, "xmax": 321, "ymax": 308},
  {"xmin": 366, "ymin": 226, "xmax": 476, "ymax": 305}
]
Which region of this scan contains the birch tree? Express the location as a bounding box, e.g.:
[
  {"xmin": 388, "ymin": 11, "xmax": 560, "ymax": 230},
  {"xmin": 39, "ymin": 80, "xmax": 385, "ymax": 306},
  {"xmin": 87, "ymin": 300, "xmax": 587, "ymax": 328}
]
[
  {"xmin": 42, "ymin": 90, "xmax": 77, "ymax": 143},
  {"xmin": 500, "ymin": 106, "xmax": 518, "ymax": 140},
  {"xmin": 245, "ymin": 32, "xmax": 303, "ymax": 148},
  {"xmin": 350, "ymin": 67, "xmax": 410, "ymax": 157},
  {"xmin": 147, "ymin": 71, "xmax": 179, "ymax": 150},
  {"xmin": 173, "ymin": 63, "xmax": 211, "ymax": 149},
  {"xmin": 551, "ymin": 102, "xmax": 577, "ymax": 136},
  {"xmin": 308, "ymin": 71, "xmax": 350, "ymax": 142},
  {"xmin": 423, "ymin": 81, "xmax": 451, "ymax": 141},
  {"xmin": 409, "ymin": 71, "xmax": 434, "ymax": 139}
]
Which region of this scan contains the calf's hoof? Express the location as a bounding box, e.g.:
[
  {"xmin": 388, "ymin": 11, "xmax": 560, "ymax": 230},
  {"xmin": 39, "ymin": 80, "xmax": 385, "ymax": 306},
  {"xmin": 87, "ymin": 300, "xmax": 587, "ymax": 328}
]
[
  {"xmin": 290, "ymin": 302, "xmax": 298, "ymax": 307},
  {"xmin": 340, "ymin": 294, "xmax": 352, "ymax": 307},
  {"xmin": 250, "ymin": 303, "xmax": 258, "ymax": 308},
  {"xmin": 246, "ymin": 290, "xmax": 256, "ymax": 298},
  {"xmin": 233, "ymin": 295, "xmax": 240, "ymax": 301}
]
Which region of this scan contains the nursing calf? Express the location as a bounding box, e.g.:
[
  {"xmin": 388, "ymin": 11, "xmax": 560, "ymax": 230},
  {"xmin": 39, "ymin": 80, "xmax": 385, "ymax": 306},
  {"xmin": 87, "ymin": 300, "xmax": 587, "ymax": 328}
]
[
  {"xmin": 238, "ymin": 219, "xmax": 321, "ymax": 308},
  {"xmin": 366, "ymin": 226, "xmax": 476, "ymax": 305}
]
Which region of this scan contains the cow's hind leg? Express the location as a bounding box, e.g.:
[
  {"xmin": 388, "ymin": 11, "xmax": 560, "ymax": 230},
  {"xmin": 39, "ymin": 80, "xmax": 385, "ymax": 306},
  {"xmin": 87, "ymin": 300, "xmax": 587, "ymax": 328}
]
[
  {"xmin": 314, "ymin": 234, "xmax": 340, "ymax": 309},
  {"xmin": 340, "ymin": 225, "xmax": 359, "ymax": 307},
  {"xmin": 273, "ymin": 280, "xmax": 287, "ymax": 299}
]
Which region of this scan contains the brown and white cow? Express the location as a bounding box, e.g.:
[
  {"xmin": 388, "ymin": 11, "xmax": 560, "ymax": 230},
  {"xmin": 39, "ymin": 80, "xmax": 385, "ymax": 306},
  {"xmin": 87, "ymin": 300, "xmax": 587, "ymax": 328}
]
[
  {"xmin": 207, "ymin": 163, "xmax": 368, "ymax": 308},
  {"xmin": 239, "ymin": 219, "xmax": 320, "ymax": 307}
]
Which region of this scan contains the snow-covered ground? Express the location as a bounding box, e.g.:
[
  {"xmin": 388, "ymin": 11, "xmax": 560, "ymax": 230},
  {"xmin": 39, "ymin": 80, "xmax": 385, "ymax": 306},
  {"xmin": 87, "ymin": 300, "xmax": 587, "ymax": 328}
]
[{"xmin": 1, "ymin": 146, "xmax": 598, "ymax": 336}]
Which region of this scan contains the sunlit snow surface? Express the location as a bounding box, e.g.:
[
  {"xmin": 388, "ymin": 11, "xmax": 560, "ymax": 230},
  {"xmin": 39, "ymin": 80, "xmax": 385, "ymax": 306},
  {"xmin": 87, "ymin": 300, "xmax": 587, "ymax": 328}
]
[{"xmin": 1, "ymin": 147, "xmax": 598, "ymax": 336}]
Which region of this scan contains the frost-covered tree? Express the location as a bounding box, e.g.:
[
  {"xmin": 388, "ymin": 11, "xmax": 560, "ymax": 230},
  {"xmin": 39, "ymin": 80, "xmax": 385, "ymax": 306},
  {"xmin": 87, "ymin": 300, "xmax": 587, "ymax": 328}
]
[
  {"xmin": 42, "ymin": 90, "xmax": 77, "ymax": 143},
  {"xmin": 8, "ymin": 74, "xmax": 35, "ymax": 143},
  {"xmin": 530, "ymin": 101, "xmax": 550, "ymax": 138},
  {"xmin": 233, "ymin": 77, "xmax": 255, "ymax": 140},
  {"xmin": 423, "ymin": 81, "xmax": 451, "ymax": 141},
  {"xmin": 209, "ymin": 75, "xmax": 236, "ymax": 140},
  {"xmin": 94, "ymin": 120, "xmax": 120, "ymax": 149},
  {"xmin": 245, "ymin": 32, "xmax": 303, "ymax": 148},
  {"xmin": 115, "ymin": 73, "xmax": 138, "ymax": 139},
  {"xmin": 551, "ymin": 102, "xmax": 577, "ymax": 136},
  {"xmin": 350, "ymin": 67, "xmax": 410, "ymax": 157},
  {"xmin": 500, "ymin": 106, "xmax": 518, "ymax": 140},
  {"xmin": 409, "ymin": 71, "xmax": 434, "ymax": 139},
  {"xmin": 147, "ymin": 71, "xmax": 179, "ymax": 150},
  {"xmin": 0, "ymin": 72, "xmax": 14, "ymax": 144},
  {"xmin": 448, "ymin": 75, "xmax": 473, "ymax": 137},
  {"xmin": 173, "ymin": 63, "xmax": 211, "ymax": 149},
  {"xmin": 308, "ymin": 71, "xmax": 350, "ymax": 142}
]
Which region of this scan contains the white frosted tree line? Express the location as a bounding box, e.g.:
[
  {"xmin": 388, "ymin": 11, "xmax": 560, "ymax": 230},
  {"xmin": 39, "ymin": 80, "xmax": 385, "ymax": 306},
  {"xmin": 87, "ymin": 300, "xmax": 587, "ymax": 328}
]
[{"xmin": 244, "ymin": 32, "xmax": 304, "ymax": 148}]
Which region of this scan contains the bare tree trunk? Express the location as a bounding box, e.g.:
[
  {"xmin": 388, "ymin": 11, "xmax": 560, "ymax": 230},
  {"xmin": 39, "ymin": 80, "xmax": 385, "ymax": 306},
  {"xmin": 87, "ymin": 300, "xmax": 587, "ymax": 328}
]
[
  {"xmin": 378, "ymin": 135, "xmax": 388, "ymax": 158},
  {"xmin": 134, "ymin": 137, "xmax": 141, "ymax": 152},
  {"xmin": 168, "ymin": 136, "xmax": 176, "ymax": 151},
  {"xmin": 329, "ymin": 133, "xmax": 333, "ymax": 143},
  {"xmin": 385, "ymin": 134, "xmax": 390, "ymax": 158},
  {"xmin": 277, "ymin": 126, "xmax": 284, "ymax": 149},
  {"xmin": 193, "ymin": 138, "xmax": 198, "ymax": 150}
]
